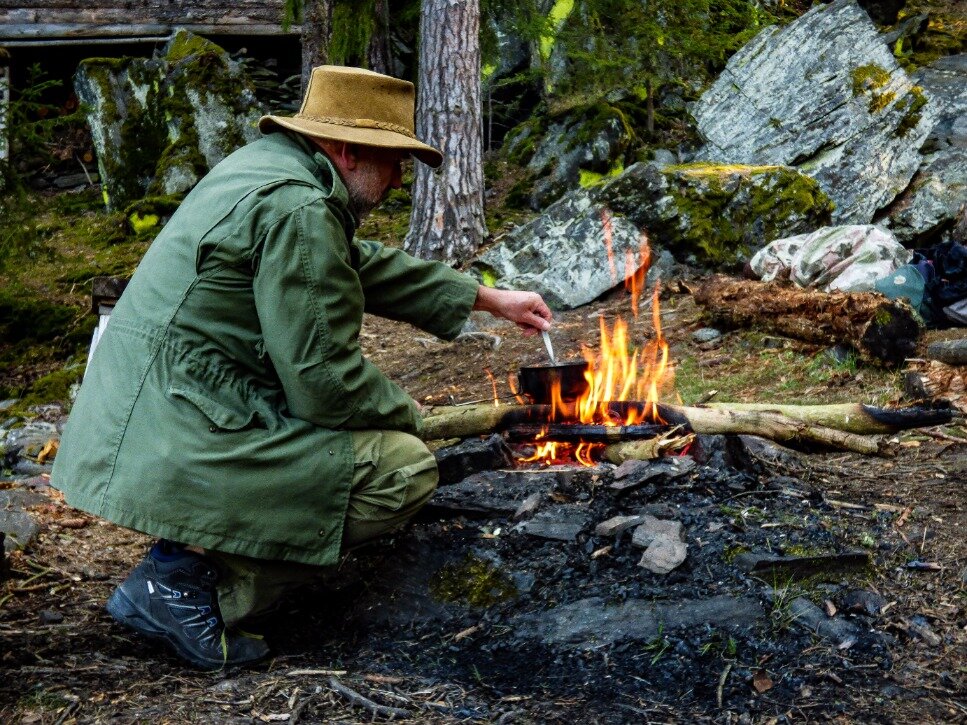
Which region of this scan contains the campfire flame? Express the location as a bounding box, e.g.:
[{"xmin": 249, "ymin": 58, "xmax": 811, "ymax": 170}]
[{"xmin": 520, "ymin": 214, "xmax": 675, "ymax": 467}]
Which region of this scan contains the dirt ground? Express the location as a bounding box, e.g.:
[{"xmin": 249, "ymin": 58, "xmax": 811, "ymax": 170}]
[{"xmin": 1, "ymin": 285, "xmax": 965, "ymax": 723}]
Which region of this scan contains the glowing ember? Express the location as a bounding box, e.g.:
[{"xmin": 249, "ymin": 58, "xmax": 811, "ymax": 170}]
[{"xmin": 522, "ymin": 212, "xmax": 676, "ymax": 467}]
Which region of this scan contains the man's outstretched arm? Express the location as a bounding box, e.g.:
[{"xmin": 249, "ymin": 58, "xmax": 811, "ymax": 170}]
[{"xmin": 472, "ymin": 286, "xmax": 552, "ymax": 336}]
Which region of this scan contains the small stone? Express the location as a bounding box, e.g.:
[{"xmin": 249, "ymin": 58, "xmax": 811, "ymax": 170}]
[
  {"xmin": 512, "ymin": 493, "xmax": 542, "ymax": 521},
  {"xmin": 631, "ymin": 515, "xmax": 684, "ymax": 548},
  {"xmin": 840, "ymin": 589, "xmax": 887, "ymax": 616},
  {"xmin": 39, "ymin": 610, "xmax": 64, "ymax": 625},
  {"xmin": 788, "ymin": 597, "xmax": 859, "ymax": 646},
  {"xmin": 906, "ymin": 616, "xmax": 942, "ymax": 646},
  {"xmin": 691, "ymin": 327, "xmax": 722, "ymax": 343},
  {"xmin": 594, "ymin": 515, "xmax": 647, "ymax": 537},
  {"xmin": 638, "ymin": 538, "xmax": 688, "ymax": 574}
]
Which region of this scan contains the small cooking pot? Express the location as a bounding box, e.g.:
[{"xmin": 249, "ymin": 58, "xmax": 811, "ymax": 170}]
[{"xmin": 518, "ymin": 361, "xmax": 590, "ymax": 404}]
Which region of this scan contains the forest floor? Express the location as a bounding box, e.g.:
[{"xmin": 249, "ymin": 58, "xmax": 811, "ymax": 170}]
[{"xmin": 2, "ymin": 282, "xmax": 966, "ymax": 723}]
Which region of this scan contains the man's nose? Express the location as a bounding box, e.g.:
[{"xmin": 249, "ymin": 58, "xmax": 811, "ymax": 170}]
[{"xmin": 391, "ymin": 162, "xmax": 403, "ymax": 189}]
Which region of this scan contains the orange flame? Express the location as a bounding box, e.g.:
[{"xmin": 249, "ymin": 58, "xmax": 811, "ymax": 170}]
[
  {"xmin": 484, "ymin": 368, "xmax": 499, "ymax": 408},
  {"xmin": 524, "ymin": 220, "xmax": 674, "ymax": 467}
]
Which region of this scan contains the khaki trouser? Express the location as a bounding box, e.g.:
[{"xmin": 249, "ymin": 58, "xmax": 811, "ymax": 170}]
[{"xmin": 209, "ymin": 429, "xmax": 437, "ymax": 626}]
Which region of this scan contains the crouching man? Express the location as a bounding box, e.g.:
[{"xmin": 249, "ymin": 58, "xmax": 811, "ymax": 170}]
[{"xmin": 52, "ymin": 66, "xmax": 551, "ymax": 669}]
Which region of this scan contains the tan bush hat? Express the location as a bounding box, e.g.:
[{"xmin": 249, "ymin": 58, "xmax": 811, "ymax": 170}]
[{"xmin": 258, "ymin": 65, "xmax": 443, "ymax": 168}]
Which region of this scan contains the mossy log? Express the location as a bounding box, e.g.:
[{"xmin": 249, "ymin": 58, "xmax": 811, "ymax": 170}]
[
  {"xmin": 421, "ymin": 402, "xmax": 898, "ymax": 455},
  {"xmin": 693, "ymin": 276, "xmax": 921, "ymax": 365}
]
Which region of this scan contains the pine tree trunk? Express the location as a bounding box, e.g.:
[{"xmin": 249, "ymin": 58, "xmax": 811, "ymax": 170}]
[
  {"xmin": 367, "ymin": 0, "xmax": 392, "ymax": 75},
  {"xmin": 405, "ymin": 0, "xmax": 487, "ymax": 265},
  {"xmin": 301, "ymin": 0, "xmax": 333, "ymax": 94}
]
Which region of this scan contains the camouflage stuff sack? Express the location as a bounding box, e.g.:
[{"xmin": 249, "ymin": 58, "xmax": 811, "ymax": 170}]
[{"xmin": 750, "ymin": 225, "xmax": 911, "ymax": 293}]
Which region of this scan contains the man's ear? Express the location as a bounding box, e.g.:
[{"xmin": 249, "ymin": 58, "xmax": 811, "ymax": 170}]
[{"xmin": 339, "ymin": 143, "xmax": 359, "ymax": 171}]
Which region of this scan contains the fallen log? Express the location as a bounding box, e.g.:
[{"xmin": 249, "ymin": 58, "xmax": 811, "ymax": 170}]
[
  {"xmin": 926, "ymin": 338, "xmax": 967, "ymax": 366},
  {"xmin": 693, "ymin": 276, "xmax": 921, "ymax": 365},
  {"xmin": 704, "ymin": 401, "xmax": 951, "ymax": 434},
  {"xmin": 422, "ymin": 402, "xmax": 889, "ymax": 455}
]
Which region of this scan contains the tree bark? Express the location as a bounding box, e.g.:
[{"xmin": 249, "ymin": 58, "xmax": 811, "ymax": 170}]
[
  {"xmin": 404, "ymin": 0, "xmax": 487, "ymax": 265},
  {"xmin": 926, "ymin": 339, "xmax": 967, "ymax": 366},
  {"xmin": 693, "ymin": 276, "xmax": 922, "ymax": 366},
  {"xmin": 366, "ymin": 0, "xmax": 392, "ymax": 75},
  {"xmin": 301, "ymin": 0, "xmax": 333, "ymax": 94}
]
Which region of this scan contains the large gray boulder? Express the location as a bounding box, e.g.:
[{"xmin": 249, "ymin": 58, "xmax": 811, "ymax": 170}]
[
  {"xmin": 884, "ymin": 54, "xmax": 967, "ymax": 242},
  {"xmin": 75, "ymin": 30, "xmax": 262, "ymax": 210},
  {"xmin": 692, "ymin": 0, "xmax": 937, "ymax": 225},
  {"xmin": 471, "ymin": 160, "xmax": 829, "ymax": 307},
  {"xmin": 471, "ymin": 187, "xmax": 647, "ymax": 310}
]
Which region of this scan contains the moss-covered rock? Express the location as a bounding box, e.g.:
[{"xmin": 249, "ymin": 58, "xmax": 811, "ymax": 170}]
[
  {"xmin": 75, "ymin": 30, "xmax": 262, "ymax": 211},
  {"xmin": 506, "ymin": 100, "xmax": 639, "ymax": 209},
  {"xmin": 600, "ymin": 162, "xmax": 834, "ymax": 267}
]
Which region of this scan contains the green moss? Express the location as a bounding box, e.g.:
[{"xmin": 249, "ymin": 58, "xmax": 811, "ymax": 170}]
[
  {"xmin": 895, "ymin": 85, "xmax": 928, "ymax": 136},
  {"xmin": 128, "ymin": 212, "xmax": 159, "ymax": 235},
  {"xmin": 652, "ymin": 163, "xmax": 833, "ymax": 267},
  {"xmin": 479, "ymin": 267, "xmax": 499, "ymax": 288},
  {"xmin": 165, "ymin": 30, "xmax": 223, "ymax": 63},
  {"xmin": 851, "ymin": 63, "xmax": 890, "ymax": 97},
  {"xmin": 722, "ymin": 544, "xmax": 750, "ymax": 563},
  {"xmin": 18, "ymin": 364, "xmax": 84, "ymax": 407},
  {"xmin": 868, "ymin": 90, "xmax": 896, "ymax": 113},
  {"xmin": 430, "ymin": 555, "xmax": 517, "ymax": 608},
  {"xmin": 540, "ymin": 0, "xmax": 576, "ymax": 62},
  {"xmin": 122, "ymin": 195, "xmax": 182, "ymax": 236}
]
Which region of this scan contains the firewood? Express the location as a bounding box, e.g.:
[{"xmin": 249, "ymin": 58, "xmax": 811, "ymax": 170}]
[
  {"xmin": 703, "ymin": 402, "xmax": 951, "ymax": 434},
  {"xmin": 693, "ymin": 276, "xmax": 921, "ymax": 365},
  {"xmin": 926, "ymin": 339, "xmax": 967, "ymax": 366},
  {"xmin": 505, "ymin": 423, "xmax": 673, "ymax": 443},
  {"xmin": 421, "ymin": 402, "xmax": 899, "ymax": 455}
]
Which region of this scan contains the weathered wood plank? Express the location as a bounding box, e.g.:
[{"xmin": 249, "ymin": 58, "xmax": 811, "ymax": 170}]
[{"xmin": 0, "ymin": 23, "xmax": 297, "ymax": 41}]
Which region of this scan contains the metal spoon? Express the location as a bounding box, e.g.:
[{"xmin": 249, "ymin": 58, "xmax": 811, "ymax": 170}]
[{"xmin": 541, "ymin": 329, "xmax": 557, "ymax": 366}]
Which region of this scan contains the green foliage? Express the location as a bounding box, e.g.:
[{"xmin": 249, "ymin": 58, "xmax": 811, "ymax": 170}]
[
  {"xmin": 0, "ymin": 64, "xmax": 84, "ymax": 190},
  {"xmin": 553, "ymin": 0, "xmax": 773, "ymax": 105}
]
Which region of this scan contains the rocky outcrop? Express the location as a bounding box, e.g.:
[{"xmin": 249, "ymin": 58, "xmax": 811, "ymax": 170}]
[
  {"xmin": 75, "ymin": 30, "xmax": 262, "ymax": 211},
  {"xmin": 599, "ymin": 162, "xmax": 833, "ymax": 266},
  {"xmin": 884, "ymin": 54, "xmax": 967, "ymax": 242},
  {"xmin": 471, "ymin": 187, "xmax": 650, "ymax": 310},
  {"xmin": 471, "ymin": 161, "xmax": 829, "ymax": 307},
  {"xmin": 692, "ymin": 0, "xmax": 937, "ymax": 226},
  {"xmin": 503, "ymin": 104, "xmax": 633, "ymax": 210}
]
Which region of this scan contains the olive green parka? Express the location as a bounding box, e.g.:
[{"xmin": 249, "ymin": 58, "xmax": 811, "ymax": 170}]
[{"xmin": 51, "ymin": 132, "xmax": 479, "ymax": 566}]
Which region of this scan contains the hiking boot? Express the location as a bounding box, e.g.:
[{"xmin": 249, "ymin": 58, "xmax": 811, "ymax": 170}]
[{"xmin": 105, "ymin": 545, "xmax": 269, "ymax": 669}]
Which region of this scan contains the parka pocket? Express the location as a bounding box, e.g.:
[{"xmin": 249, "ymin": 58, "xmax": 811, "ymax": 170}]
[{"xmin": 168, "ymin": 386, "xmax": 266, "ymax": 432}]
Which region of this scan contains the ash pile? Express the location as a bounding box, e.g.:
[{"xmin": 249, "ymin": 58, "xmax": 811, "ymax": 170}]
[{"xmin": 268, "ymin": 432, "xmax": 937, "ymax": 720}]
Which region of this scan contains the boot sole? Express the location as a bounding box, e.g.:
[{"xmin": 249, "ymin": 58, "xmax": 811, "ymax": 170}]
[{"xmin": 106, "ymin": 588, "xmax": 265, "ymax": 670}]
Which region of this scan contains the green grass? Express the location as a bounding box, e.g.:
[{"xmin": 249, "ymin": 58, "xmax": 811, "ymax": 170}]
[
  {"xmin": 0, "ymin": 189, "xmax": 152, "ymax": 399},
  {"xmin": 672, "ymin": 331, "xmax": 902, "ymax": 406}
]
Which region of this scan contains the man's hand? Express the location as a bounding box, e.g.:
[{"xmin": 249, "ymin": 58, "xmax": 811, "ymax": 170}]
[{"xmin": 473, "ymin": 286, "xmax": 552, "ymax": 337}]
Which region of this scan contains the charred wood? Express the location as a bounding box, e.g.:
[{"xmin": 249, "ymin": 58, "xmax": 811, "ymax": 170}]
[{"xmin": 505, "ymin": 423, "xmax": 673, "ymax": 443}]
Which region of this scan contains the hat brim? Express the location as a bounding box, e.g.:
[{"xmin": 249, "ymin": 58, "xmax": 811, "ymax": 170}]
[{"xmin": 259, "ymin": 115, "xmax": 443, "ymax": 168}]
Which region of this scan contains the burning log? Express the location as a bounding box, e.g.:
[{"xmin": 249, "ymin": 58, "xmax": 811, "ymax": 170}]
[
  {"xmin": 505, "ymin": 423, "xmax": 673, "ymax": 443},
  {"xmin": 693, "ymin": 276, "xmax": 921, "ymax": 365}
]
